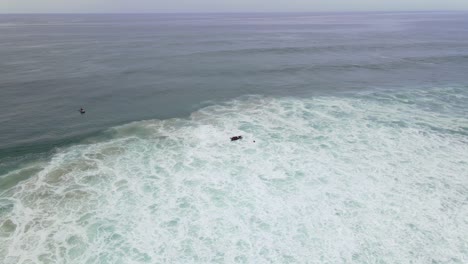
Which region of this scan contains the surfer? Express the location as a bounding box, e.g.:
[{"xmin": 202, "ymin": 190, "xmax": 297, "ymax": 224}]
[
  {"xmin": 79, "ymin": 108, "xmax": 85, "ymax": 114},
  {"xmin": 231, "ymin": 135, "xmax": 242, "ymax": 141}
]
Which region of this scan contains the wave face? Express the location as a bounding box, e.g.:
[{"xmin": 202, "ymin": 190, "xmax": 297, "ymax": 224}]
[{"xmin": 1, "ymin": 88, "xmax": 468, "ymax": 263}]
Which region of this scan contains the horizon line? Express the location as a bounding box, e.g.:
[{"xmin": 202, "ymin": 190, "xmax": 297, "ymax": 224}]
[{"xmin": 1, "ymin": 10, "xmax": 467, "ymax": 15}]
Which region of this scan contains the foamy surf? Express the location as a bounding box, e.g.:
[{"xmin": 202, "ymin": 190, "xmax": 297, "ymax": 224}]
[{"xmin": 1, "ymin": 88, "xmax": 467, "ymax": 263}]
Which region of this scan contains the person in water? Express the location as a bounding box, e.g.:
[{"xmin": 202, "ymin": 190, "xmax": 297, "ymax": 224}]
[
  {"xmin": 79, "ymin": 108, "xmax": 85, "ymax": 114},
  {"xmin": 231, "ymin": 135, "xmax": 242, "ymax": 141}
]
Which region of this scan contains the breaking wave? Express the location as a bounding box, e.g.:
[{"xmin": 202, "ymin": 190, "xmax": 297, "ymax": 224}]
[{"xmin": 1, "ymin": 88, "xmax": 467, "ymax": 263}]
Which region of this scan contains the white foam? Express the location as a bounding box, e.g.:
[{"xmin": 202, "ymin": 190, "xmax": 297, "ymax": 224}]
[{"xmin": 1, "ymin": 90, "xmax": 467, "ymax": 263}]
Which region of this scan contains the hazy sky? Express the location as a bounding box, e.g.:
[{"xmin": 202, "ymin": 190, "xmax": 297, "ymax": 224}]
[{"xmin": 1, "ymin": 0, "xmax": 468, "ymax": 13}]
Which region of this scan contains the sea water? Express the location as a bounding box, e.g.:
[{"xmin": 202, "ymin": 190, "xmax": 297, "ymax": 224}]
[{"xmin": 0, "ymin": 12, "xmax": 467, "ymax": 263}]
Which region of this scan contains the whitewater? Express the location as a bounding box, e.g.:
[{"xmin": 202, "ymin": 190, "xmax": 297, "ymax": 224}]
[{"xmin": 1, "ymin": 87, "xmax": 467, "ymax": 263}]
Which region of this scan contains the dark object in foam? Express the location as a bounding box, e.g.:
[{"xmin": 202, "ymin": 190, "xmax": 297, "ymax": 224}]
[{"xmin": 230, "ymin": 135, "xmax": 242, "ymax": 141}]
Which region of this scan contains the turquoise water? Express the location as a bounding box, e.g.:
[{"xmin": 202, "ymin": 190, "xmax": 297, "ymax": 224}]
[
  {"xmin": 1, "ymin": 12, "xmax": 468, "ymax": 263},
  {"xmin": 1, "ymin": 87, "xmax": 467, "ymax": 263}
]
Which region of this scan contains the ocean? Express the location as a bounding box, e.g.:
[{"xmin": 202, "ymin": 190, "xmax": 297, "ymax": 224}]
[{"xmin": 0, "ymin": 12, "xmax": 467, "ymax": 263}]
